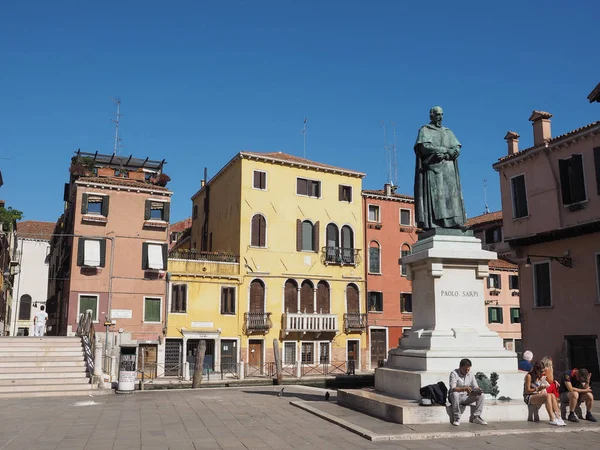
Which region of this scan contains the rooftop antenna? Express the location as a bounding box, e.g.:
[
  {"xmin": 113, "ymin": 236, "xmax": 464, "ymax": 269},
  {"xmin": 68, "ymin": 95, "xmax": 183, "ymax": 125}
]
[
  {"xmin": 483, "ymin": 178, "xmax": 490, "ymax": 214},
  {"xmin": 300, "ymin": 118, "xmax": 307, "ymax": 158},
  {"xmin": 109, "ymin": 97, "xmax": 121, "ymax": 156},
  {"xmin": 390, "ymin": 121, "xmax": 398, "ymax": 190},
  {"xmin": 381, "ymin": 120, "xmax": 396, "ymax": 188}
]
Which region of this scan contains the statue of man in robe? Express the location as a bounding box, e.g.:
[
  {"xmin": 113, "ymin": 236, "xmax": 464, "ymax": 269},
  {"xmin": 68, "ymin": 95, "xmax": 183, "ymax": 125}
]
[{"xmin": 414, "ymin": 106, "xmax": 467, "ymax": 230}]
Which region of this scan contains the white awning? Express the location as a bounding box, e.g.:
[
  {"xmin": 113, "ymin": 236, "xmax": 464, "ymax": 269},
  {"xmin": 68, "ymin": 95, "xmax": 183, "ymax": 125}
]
[
  {"xmin": 148, "ymin": 244, "xmax": 164, "ymax": 270},
  {"xmin": 84, "ymin": 240, "xmax": 101, "ymax": 267}
]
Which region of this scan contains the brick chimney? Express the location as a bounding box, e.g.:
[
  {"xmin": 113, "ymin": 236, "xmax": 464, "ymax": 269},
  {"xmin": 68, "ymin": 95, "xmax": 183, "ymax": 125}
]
[
  {"xmin": 529, "ymin": 110, "xmax": 553, "ymax": 146},
  {"xmin": 384, "ymin": 183, "xmax": 392, "ymax": 196},
  {"xmin": 504, "ymin": 131, "xmax": 520, "ymax": 156}
]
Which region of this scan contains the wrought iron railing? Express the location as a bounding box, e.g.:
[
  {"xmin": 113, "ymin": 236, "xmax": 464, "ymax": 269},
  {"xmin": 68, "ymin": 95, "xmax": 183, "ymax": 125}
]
[
  {"xmin": 283, "ymin": 313, "xmax": 338, "ymax": 333},
  {"xmin": 75, "ymin": 310, "xmax": 95, "ymax": 375},
  {"xmin": 244, "ymin": 312, "xmax": 272, "ymax": 333},
  {"xmin": 168, "ymin": 249, "xmax": 239, "ymax": 263},
  {"xmin": 322, "ymin": 246, "xmax": 360, "ymax": 266},
  {"xmin": 343, "ymin": 313, "xmax": 367, "ymax": 332}
]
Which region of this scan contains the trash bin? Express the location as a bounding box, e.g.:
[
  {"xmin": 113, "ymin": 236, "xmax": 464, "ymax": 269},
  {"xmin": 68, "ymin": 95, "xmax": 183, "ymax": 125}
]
[{"xmin": 117, "ymin": 345, "xmax": 137, "ymax": 393}]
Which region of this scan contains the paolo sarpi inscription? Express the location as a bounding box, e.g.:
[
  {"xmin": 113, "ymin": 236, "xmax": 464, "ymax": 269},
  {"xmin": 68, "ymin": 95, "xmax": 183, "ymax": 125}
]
[{"xmin": 440, "ymin": 290, "xmax": 479, "ymax": 298}]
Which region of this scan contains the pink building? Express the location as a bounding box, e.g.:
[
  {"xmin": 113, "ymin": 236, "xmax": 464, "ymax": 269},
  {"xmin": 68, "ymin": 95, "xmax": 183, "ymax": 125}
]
[
  {"xmin": 362, "ymin": 184, "xmax": 417, "ymax": 369},
  {"xmin": 48, "ymin": 151, "xmax": 172, "ymax": 366},
  {"xmin": 493, "ymin": 107, "xmax": 600, "ymax": 381}
]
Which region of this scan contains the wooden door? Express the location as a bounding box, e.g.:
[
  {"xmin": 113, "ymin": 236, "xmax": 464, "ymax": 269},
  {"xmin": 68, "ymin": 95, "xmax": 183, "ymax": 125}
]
[
  {"xmin": 370, "ymin": 329, "xmax": 387, "ymax": 368},
  {"xmin": 248, "ymin": 340, "xmax": 262, "ymax": 369}
]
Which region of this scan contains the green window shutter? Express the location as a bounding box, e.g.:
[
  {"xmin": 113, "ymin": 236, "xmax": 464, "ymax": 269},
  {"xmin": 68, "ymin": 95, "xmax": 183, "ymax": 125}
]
[
  {"xmin": 101, "ymin": 195, "xmax": 110, "ymax": 216},
  {"xmin": 77, "ymin": 237, "xmax": 85, "ymax": 266},
  {"xmin": 488, "ymin": 307, "xmax": 493, "ymax": 323},
  {"xmin": 497, "ymin": 275, "xmax": 502, "ymax": 290},
  {"xmin": 142, "ymin": 243, "xmax": 149, "ymax": 270},
  {"xmin": 163, "ymin": 202, "xmax": 170, "ymax": 222},
  {"xmin": 162, "ymin": 243, "xmax": 168, "ymax": 270},
  {"xmin": 145, "ymin": 298, "xmax": 160, "ymax": 322},
  {"xmin": 79, "ymin": 296, "xmax": 97, "ymax": 321},
  {"xmin": 99, "ymin": 239, "xmax": 107, "ymax": 267},
  {"xmin": 81, "ymin": 193, "xmax": 89, "ymax": 214},
  {"xmin": 144, "ymin": 199, "xmax": 151, "ymax": 220},
  {"xmin": 498, "ymin": 308, "xmax": 503, "ymax": 324}
]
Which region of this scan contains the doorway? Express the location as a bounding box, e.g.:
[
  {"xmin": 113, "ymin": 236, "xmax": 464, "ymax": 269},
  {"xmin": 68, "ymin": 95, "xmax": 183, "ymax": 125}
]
[
  {"xmin": 567, "ymin": 336, "xmax": 599, "ymax": 381},
  {"xmin": 370, "ymin": 329, "xmax": 387, "ymax": 368},
  {"xmin": 137, "ymin": 344, "xmax": 157, "ymax": 379},
  {"xmin": 248, "ymin": 339, "xmax": 263, "ymax": 369},
  {"xmin": 221, "ymin": 339, "xmax": 237, "ymax": 372},
  {"xmin": 347, "ymin": 340, "xmax": 359, "ymax": 374},
  {"xmin": 164, "ymin": 339, "xmax": 182, "ymax": 376},
  {"xmin": 187, "ymin": 339, "xmax": 215, "ymax": 373}
]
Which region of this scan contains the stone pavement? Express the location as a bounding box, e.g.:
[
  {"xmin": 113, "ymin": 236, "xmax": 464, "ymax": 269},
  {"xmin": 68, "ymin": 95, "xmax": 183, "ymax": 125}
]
[{"xmin": 0, "ymin": 386, "xmax": 598, "ymax": 450}]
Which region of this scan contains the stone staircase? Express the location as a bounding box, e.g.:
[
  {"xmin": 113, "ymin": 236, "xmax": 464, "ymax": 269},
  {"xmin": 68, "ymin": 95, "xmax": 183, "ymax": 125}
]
[{"xmin": 0, "ymin": 336, "xmax": 94, "ymax": 398}]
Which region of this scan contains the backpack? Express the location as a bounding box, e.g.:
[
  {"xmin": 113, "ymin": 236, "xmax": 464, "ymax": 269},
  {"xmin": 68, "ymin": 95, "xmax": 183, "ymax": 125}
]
[{"xmin": 420, "ymin": 381, "xmax": 448, "ymax": 405}]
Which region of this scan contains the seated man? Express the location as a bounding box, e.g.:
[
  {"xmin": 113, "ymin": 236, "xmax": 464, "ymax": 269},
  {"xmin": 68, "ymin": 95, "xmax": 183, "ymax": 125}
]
[
  {"xmin": 559, "ymin": 368, "xmax": 597, "ymax": 422},
  {"xmin": 518, "ymin": 350, "xmax": 533, "ymax": 372},
  {"xmin": 448, "ymin": 358, "xmax": 487, "ymax": 426}
]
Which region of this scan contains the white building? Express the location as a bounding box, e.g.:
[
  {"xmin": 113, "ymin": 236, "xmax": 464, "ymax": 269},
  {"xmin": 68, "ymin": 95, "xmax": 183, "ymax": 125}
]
[{"xmin": 10, "ymin": 221, "xmax": 54, "ymax": 336}]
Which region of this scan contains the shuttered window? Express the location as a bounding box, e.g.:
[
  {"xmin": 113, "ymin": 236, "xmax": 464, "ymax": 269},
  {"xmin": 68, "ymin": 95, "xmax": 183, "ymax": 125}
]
[
  {"xmin": 251, "ymin": 214, "xmax": 266, "ymax": 247},
  {"xmin": 488, "ymin": 307, "xmax": 503, "ymax": 324},
  {"xmin": 346, "ymin": 284, "xmax": 359, "ymax": 314},
  {"xmin": 284, "ymin": 280, "xmax": 298, "ymax": 313},
  {"xmin": 510, "ymin": 307, "xmax": 521, "ymax": 324},
  {"xmin": 142, "ymin": 243, "xmax": 168, "ymax": 271},
  {"xmin": 509, "ymin": 275, "xmax": 519, "ymax": 290},
  {"xmin": 511, "ymin": 175, "xmax": 528, "ymax": 218},
  {"xmin": 77, "ymin": 238, "xmax": 107, "ymax": 268},
  {"xmin": 341, "ymin": 226, "xmax": 354, "ymax": 264},
  {"xmin": 368, "ymin": 205, "xmax": 380, "ymax": 222},
  {"xmin": 300, "ymin": 280, "xmax": 314, "ymax": 313},
  {"xmin": 401, "ymin": 244, "xmax": 411, "ymax": 276},
  {"xmin": 400, "ymin": 293, "xmax": 412, "ymax": 313},
  {"xmin": 368, "ymin": 292, "xmax": 383, "ymax": 312},
  {"xmin": 534, "ymin": 262, "xmax": 552, "ymax": 307},
  {"xmin": 316, "ymin": 281, "xmax": 330, "ymax": 314},
  {"xmin": 339, "ymin": 185, "xmax": 352, "ymax": 202},
  {"xmin": 253, "ymin": 171, "xmax": 267, "ymax": 190},
  {"xmin": 221, "ymin": 287, "xmax": 236, "ymax": 314},
  {"xmin": 559, "ymin": 154, "xmax": 587, "ymax": 205},
  {"xmin": 296, "ymin": 178, "xmax": 320, "ymax": 198},
  {"xmin": 301, "ymin": 220, "xmax": 315, "ymax": 251},
  {"xmin": 81, "ymin": 194, "xmax": 110, "ymax": 217},
  {"xmin": 144, "ymin": 297, "xmax": 161, "ymax": 322},
  {"xmin": 487, "ymin": 274, "xmax": 501, "ymax": 289},
  {"xmin": 400, "ymin": 209, "xmax": 411, "ymax": 226},
  {"xmin": 79, "ymin": 295, "xmax": 98, "ymax": 321},
  {"xmin": 249, "ymin": 280, "xmax": 265, "ymax": 313},
  {"xmin": 171, "ymin": 284, "xmax": 187, "ymax": 313}
]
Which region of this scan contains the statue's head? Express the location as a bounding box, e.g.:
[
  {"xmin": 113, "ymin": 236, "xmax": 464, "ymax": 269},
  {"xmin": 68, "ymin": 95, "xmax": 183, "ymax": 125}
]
[{"xmin": 429, "ymin": 106, "xmax": 444, "ymax": 127}]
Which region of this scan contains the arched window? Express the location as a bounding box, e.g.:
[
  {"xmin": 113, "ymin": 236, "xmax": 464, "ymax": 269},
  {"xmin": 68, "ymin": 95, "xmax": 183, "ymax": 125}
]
[
  {"xmin": 346, "ymin": 284, "xmax": 359, "ymax": 314},
  {"xmin": 369, "ymin": 241, "xmax": 381, "ymax": 274},
  {"xmin": 316, "ymin": 281, "xmax": 330, "ymax": 314},
  {"xmin": 326, "ymin": 223, "xmax": 339, "ymax": 262},
  {"xmin": 251, "ymin": 214, "xmax": 266, "ymax": 247},
  {"xmin": 19, "ymin": 294, "xmax": 32, "ymax": 321},
  {"xmin": 300, "ymin": 280, "xmax": 314, "ymax": 313},
  {"xmin": 249, "ymin": 279, "xmax": 265, "ymax": 313},
  {"xmin": 401, "ymin": 244, "xmax": 412, "ymax": 276},
  {"xmin": 284, "ymin": 279, "xmax": 298, "ymax": 313},
  {"xmin": 341, "ymin": 225, "xmax": 354, "ymax": 264},
  {"xmin": 301, "ymin": 220, "xmax": 314, "ymax": 251}
]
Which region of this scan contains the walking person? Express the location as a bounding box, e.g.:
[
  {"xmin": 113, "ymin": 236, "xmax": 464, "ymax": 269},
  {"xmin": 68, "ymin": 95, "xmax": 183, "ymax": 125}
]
[
  {"xmin": 524, "ymin": 361, "xmax": 565, "ymax": 426},
  {"xmin": 33, "ymin": 305, "xmax": 48, "ymax": 337},
  {"xmin": 448, "ymin": 359, "xmax": 487, "ymax": 426}
]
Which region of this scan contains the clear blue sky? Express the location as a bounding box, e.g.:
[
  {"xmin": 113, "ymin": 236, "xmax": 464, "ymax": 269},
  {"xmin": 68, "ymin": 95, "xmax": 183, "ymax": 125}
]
[{"xmin": 1, "ymin": 1, "xmax": 598, "ymax": 224}]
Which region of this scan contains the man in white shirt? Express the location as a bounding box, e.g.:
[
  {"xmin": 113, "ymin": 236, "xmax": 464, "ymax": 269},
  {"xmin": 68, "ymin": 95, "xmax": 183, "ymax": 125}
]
[
  {"xmin": 33, "ymin": 305, "xmax": 48, "ymax": 337},
  {"xmin": 448, "ymin": 358, "xmax": 487, "ymax": 426}
]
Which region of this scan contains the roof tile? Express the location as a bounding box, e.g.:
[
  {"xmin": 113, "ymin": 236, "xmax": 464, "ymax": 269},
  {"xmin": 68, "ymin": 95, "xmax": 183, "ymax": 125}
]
[
  {"xmin": 241, "ymin": 151, "xmax": 364, "ymax": 176},
  {"xmin": 76, "ymin": 177, "xmax": 169, "ymax": 191},
  {"xmin": 17, "ymin": 221, "xmax": 56, "ymax": 240},
  {"xmin": 465, "ymin": 211, "xmax": 503, "ymax": 227}
]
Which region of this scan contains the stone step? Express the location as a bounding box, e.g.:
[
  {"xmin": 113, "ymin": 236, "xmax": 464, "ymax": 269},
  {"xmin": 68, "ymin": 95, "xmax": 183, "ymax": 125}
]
[
  {"xmin": 0, "ymin": 366, "xmax": 87, "ymax": 374},
  {"xmin": 0, "ymin": 360, "xmax": 86, "ymax": 368},
  {"xmin": 0, "ymin": 383, "xmax": 92, "ymax": 394},
  {"xmin": 0, "ymin": 340, "xmax": 83, "ymax": 347},
  {"xmin": 0, "ymin": 389, "xmax": 111, "ymax": 399},
  {"xmin": 0, "ymin": 344, "xmax": 83, "ymax": 351},
  {"xmin": 0, "ymin": 337, "xmax": 81, "ymax": 342},
  {"xmin": 0, "ymin": 370, "xmax": 87, "ymax": 379},
  {"xmin": 0, "ymin": 377, "xmax": 90, "ymax": 386},
  {"xmin": 0, "ymin": 350, "xmax": 84, "ymax": 357}
]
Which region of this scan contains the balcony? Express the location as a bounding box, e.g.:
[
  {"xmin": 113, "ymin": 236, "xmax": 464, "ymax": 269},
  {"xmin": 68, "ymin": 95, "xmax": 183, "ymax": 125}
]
[
  {"xmin": 168, "ymin": 250, "xmax": 240, "ymax": 276},
  {"xmin": 283, "ymin": 313, "xmax": 338, "ymax": 335},
  {"xmin": 322, "ymin": 247, "xmax": 361, "ymax": 266},
  {"xmin": 343, "ymin": 313, "xmax": 367, "ymax": 332},
  {"xmin": 244, "ymin": 312, "xmax": 272, "ymax": 334}
]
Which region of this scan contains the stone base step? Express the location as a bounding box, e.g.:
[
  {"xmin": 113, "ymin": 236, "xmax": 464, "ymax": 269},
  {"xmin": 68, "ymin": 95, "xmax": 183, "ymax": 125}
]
[
  {"xmin": 0, "ymin": 366, "xmax": 87, "ymax": 374},
  {"xmin": 0, "ymin": 377, "xmax": 90, "ymax": 386},
  {"xmin": 0, "ymin": 382, "xmax": 92, "ymax": 394},
  {"xmin": 0, "ymin": 351, "xmax": 84, "ymax": 357},
  {"xmin": 0, "ymin": 389, "xmax": 112, "ymax": 399},
  {"xmin": 0, "ymin": 370, "xmax": 87, "ymax": 379},
  {"xmin": 0, "ymin": 339, "xmax": 82, "ymax": 347},
  {"xmin": 0, "ymin": 360, "xmax": 85, "ymax": 368},
  {"xmin": 337, "ymin": 388, "xmax": 529, "ymax": 424}
]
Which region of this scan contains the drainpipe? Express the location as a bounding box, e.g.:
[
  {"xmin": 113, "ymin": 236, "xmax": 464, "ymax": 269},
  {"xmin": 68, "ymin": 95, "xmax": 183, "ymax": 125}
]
[{"xmin": 105, "ymin": 236, "xmax": 116, "ymax": 356}]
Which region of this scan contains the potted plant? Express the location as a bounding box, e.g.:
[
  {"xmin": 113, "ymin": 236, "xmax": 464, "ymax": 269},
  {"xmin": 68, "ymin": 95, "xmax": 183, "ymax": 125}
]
[
  {"xmin": 70, "ymin": 156, "xmax": 96, "ymax": 176},
  {"xmin": 151, "ymin": 173, "xmax": 171, "ymax": 187},
  {"xmin": 129, "ymin": 169, "xmax": 145, "ymax": 181}
]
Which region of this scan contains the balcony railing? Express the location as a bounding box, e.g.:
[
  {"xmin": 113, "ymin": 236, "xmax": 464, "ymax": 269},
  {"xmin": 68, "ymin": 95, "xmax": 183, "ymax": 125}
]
[
  {"xmin": 169, "ymin": 249, "xmax": 239, "ymax": 263},
  {"xmin": 322, "ymin": 247, "xmax": 360, "ymax": 266},
  {"xmin": 244, "ymin": 312, "xmax": 272, "ymax": 333},
  {"xmin": 343, "ymin": 313, "xmax": 367, "ymax": 332},
  {"xmin": 283, "ymin": 313, "xmax": 338, "ymax": 334}
]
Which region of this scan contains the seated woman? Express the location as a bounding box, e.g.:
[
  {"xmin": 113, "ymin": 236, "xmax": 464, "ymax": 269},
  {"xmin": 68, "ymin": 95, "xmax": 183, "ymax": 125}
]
[
  {"xmin": 541, "ymin": 356, "xmax": 560, "ymax": 400},
  {"xmin": 524, "ymin": 361, "xmax": 566, "ymax": 426}
]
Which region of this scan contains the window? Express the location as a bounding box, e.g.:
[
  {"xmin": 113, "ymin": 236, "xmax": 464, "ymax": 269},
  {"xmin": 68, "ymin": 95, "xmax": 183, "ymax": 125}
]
[
  {"xmin": 18, "ymin": 294, "xmax": 31, "ymax": 320},
  {"xmin": 144, "ymin": 200, "xmax": 170, "ymax": 222},
  {"xmin": 511, "ymin": 175, "xmax": 528, "ymax": 218},
  {"xmin": 515, "ymin": 339, "xmax": 523, "ymax": 360},
  {"xmin": 369, "ymin": 241, "xmax": 381, "ymax": 274},
  {"xmin": 533, "ymin": 262, "xmax": 552, "ymax": 307},
  {"xmin": 170, "ymin": 232, "xmax": 178, "ymax": 243},
  {"xmin": 301, "ymin": 342, "xmax": 315, "ymax": 364},
  {"xmin": 368, "ymin": 205, "xmax": 380, "ymax": 222},
  {"xmin": 510, "ymin": 307, "xmax": 521, "ymax": 324},
  {"xmin": 297, "ymin": 220, "xmax": 319, "ymax": 252},
  {"xmin": 325, "ymin": 223, "xmax": 339, "ymax": 263},
  {"xmin": 488, "ymin": 307, "xmax": 503, "ymax": 324},
  {"xmin": 400, "ymin": 293, "xmax": 412, "ymax": 313},
  {"xmin": 171, "ymin": 284, "xmax": 187, "ymax": 313},
  {"xmin": 193, "ymin": 204, "xmax": 198, "ymax": 219},
  {"xmin": 341, "ymin": 225, "xmax": 354, "ymax": 264},
  {"xmin": 77, "ymin": 238, "xmax": 106, "ymax": 268},
  {"xmin": 316, "ymin": 281, "xmax": 330, "ymax": 314},
  {"xmin": 594, "ymin": 147, "xmax": 600, "ymax": 195},
  {"xmin": 368, "ymin": 292, "xmax": 383, "ymax": 312},
  {"xmin": 339, "ymin": 185, "xmax": 352, "ymax": 202},
  {"xmin": 142, "ymin": 243, "xmax": 167, "ymax": 270},
  {"xmin": 346, "ymin": 283, "xmax": 360, "ymax": 314},
  {"xmin": 221, "ymin": 287, "xmax": 236, "ymax": 314},
  {"xmin": 296, "ymin": 178, "xmax": 321, "ymax": 198},
  {"xmin": 251, "ymin": 214, "xmax": 266, "ymax": 247},
  {"xmin": 509, "ymin": 275, "xmax": 519, "ymax": 290},
  {"xmin": 284, "ymin": 342, "xmax": 296, "ymax": 365},
  {"xmin": 401, "ymin": 244, "xmax": 411, "ymax": 276},
  {"xmin": 79, "ymin": 295, "xmax": 98, "ymax": 321},
  {"xmin": 249, "ymin": 279, "xmax": 265, "ymax": 313},
  {"xmin": 284, "ymin": 279, "xmax": 298, "ymax": 313},
  {"xmin": 144, "ymin": 297, "xmax": 161, "ymax": 323},
  {"xmin": 485, "ymin": 227, "xmax": 502, "ymax": 244},
  {"xmin": 487, "ymin": 274, "xmax": 501, "ymax": 289},
  {"xmin": 253, "ymin": 170, "xmax": 267, "ymax": 190},
  {"xmin": 559, "ymin": 154, "xmax": 586, "ymax": 205},
  {"xmin": 400, "ymin": 209, "xmax": 411, "ymax": 226},
  {"xmin": 81, "ymin": 194, "xmax": 109, "ymax": 216},
  {"xmin": 319, "ymin": 342, "xmax": 330, "ymax": 364},
  {"xmin": 300, "ymin": 280, "xmax": 314, "ymax": 313}
]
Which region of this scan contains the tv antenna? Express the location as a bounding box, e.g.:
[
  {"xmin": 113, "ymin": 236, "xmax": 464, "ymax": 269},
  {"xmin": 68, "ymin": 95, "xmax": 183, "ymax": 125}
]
[
  {"xmin": 484, "ymin": 178, "xmax": 490, "ymax": 214},
  {"xmin": 381, "ymin": 120, "xmax": 398, "ymax": 189},
  {"xmin": 300, "ymin": 118, "xmax": 307, "ymax": 158},
  {"xmin": 109, "ymin": 97, "xmax": 121, "ymax": 156}
]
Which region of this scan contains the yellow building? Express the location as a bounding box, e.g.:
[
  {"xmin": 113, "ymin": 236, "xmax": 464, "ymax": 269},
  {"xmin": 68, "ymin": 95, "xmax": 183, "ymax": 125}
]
[{"xmin": 165, "ymin": 151, "xmax": 367, "ymax": 377}]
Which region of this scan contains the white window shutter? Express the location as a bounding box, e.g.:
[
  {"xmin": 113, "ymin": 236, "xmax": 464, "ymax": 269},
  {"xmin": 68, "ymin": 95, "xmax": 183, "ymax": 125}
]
[
  {"xmin": 148, "ymin": 244, "xmax": 164, "ymax": 270},
  {"xmin": 84, "ymin": 240, "xmax": 101, "ymax": 267}
]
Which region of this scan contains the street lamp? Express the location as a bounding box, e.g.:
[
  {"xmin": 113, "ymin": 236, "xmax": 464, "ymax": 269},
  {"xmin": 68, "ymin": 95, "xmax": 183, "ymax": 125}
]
[{"xmin": 525, "ymin": 254, "xmax": 572, "ymax": 268}]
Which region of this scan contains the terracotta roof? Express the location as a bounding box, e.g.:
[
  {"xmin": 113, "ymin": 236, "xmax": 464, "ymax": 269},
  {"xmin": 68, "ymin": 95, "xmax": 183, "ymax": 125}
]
[
  {"xmin": 76, "ymin": 177, "xmax": 170, "ymax": 192},
  {"xmin": 17, "ymin": 221, "xmax": 56, "ymax": 240},
  {"xmin": 169, "ymin": 218, "xmax": 192, "ymax": 233},
  {"xmin": 489, "ymin": 258, "xmax": 517, "ymax": 270},
  {"xmin": 241, "ymin": 151, "xmax": 365, "ymax": 176},
  {"xmin": 465, "ymin": 211, "xmax": 503, "ymax": 227},
  {"xmin": 362, "ymin": 189, "xmax": 414, "ymax": 201},
  {"xmin": 495, "ymin": 120, "xmax": 600, "ymax": 165}
]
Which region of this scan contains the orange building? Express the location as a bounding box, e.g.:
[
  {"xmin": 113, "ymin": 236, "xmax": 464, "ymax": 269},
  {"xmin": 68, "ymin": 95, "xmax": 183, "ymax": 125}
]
[{"xmin": 363, "ymin": 184, "xmax": 417, "ymax": 369}]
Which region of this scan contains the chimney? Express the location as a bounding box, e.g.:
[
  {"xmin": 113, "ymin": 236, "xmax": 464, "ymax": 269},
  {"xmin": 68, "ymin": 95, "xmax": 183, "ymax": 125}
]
[
  {"xmin": 504, "ymin": 131, "xmax": 520, "ymax": 155},
  {"xmin": 529, "ymin": 110, "xmax": 553, "ymax": 146},
  {"xmin": 384, "ymin": 183, "xmax": 392, "ymax": 196},
  {"xmin": 200, "ymin": 180, "xmax": 205, "ymax": 188}
]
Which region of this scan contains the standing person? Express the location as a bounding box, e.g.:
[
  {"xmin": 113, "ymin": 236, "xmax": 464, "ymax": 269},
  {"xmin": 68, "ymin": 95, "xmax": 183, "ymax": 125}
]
[
  {"xmin": 448, "ymin": 358, "xmax": 487, "ymax": 426},
  {"xmin": 519, "ymin": 350, "xmax": 534, "ymax": 372},
  {"xmin": 560, "ymin": 368, "xmax": 597, "ymax": 422},
  {"xmin": 33, "ymin": 305, "xmax": 48, "ymax": 337},
  {"xmin": 523, "ymin": 361, "xmax": 565, "ymax": 426}
]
